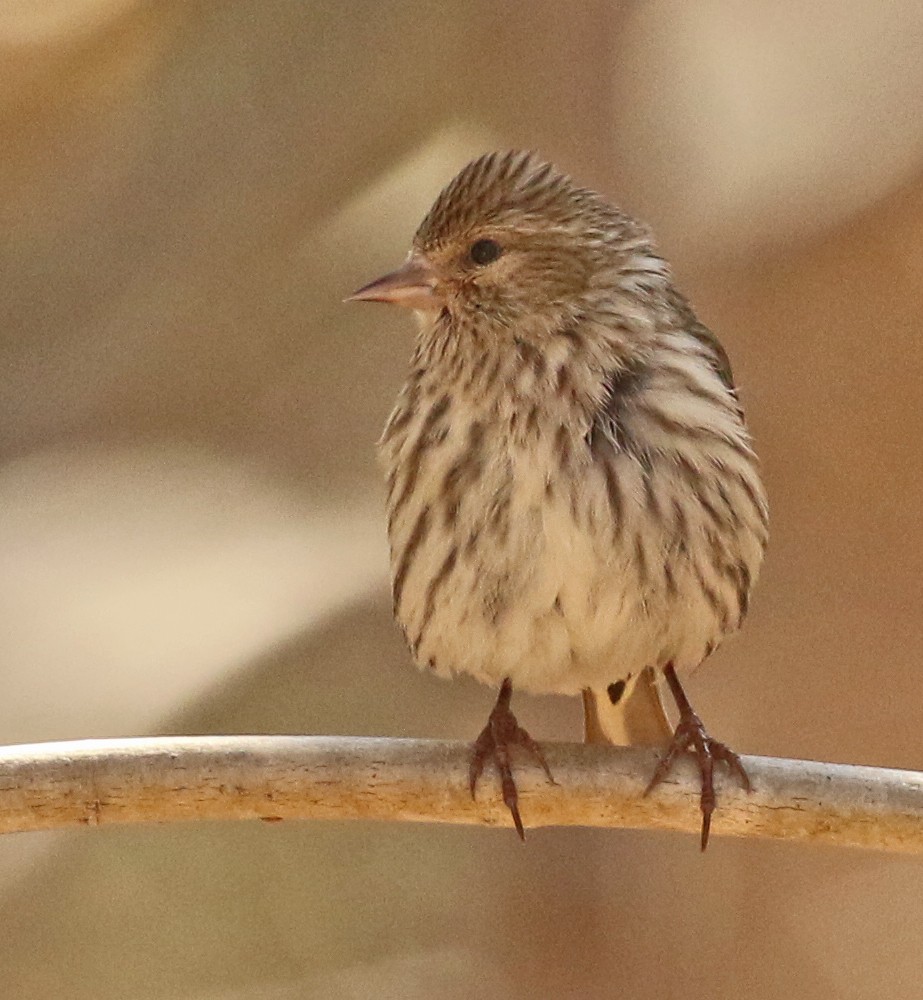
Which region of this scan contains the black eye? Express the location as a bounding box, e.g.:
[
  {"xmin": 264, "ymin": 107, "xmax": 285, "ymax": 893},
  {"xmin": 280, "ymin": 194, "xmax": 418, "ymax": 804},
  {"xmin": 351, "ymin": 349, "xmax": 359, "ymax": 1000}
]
[{"xmin": 469, "ymin": 238, "xmax": 502, "ymax": 266}]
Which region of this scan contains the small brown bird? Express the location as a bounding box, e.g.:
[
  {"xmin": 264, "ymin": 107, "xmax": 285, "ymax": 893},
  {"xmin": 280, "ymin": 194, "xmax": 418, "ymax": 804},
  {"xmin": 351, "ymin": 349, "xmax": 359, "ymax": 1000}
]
[{"xmin": 348, "ymin": 151, "xmax": 768, "ymax": 848}]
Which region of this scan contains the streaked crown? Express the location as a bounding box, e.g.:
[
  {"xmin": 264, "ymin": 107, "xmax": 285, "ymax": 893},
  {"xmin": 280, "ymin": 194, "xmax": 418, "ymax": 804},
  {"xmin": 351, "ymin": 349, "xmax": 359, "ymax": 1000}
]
[{"xmin": 413, "ymin": 150, "xmax": 626, "ymax": 251}]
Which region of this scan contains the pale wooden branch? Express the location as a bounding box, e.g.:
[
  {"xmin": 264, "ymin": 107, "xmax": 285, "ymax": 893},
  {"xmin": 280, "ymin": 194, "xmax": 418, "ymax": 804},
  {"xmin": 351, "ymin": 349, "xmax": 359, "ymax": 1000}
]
[{"xmin": 0, "ymin": 736, "xmax": 920, "ymax": 851}]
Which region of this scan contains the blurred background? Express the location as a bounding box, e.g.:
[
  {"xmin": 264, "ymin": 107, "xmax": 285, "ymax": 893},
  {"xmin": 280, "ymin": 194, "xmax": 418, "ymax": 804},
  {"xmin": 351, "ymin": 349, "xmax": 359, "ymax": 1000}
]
[{"xmin": 1, "ymin": 1, "xmax": 922, "ymax": 997}]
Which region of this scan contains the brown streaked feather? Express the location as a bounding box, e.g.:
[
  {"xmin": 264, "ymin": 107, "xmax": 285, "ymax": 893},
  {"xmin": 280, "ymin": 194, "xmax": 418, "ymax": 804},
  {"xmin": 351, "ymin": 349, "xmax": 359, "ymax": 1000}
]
[{"xmin": 368, "ymin": 150, "xmax": 765, "ymax": 767}]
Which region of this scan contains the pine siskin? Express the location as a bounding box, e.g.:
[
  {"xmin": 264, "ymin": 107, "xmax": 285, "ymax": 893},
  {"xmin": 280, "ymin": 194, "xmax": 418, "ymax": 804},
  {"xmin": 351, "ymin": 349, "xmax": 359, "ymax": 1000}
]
[{"xmin": 348, "ymin": 151, "xmax": 768, "ymax": 848}]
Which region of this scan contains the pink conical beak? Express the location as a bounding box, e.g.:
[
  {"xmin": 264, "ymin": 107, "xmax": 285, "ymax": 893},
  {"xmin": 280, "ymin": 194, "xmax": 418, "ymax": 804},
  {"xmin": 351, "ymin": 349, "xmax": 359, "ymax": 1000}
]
[{"xmin": 345, "ymin": 254, "xmax": 441, "ymax": 310}]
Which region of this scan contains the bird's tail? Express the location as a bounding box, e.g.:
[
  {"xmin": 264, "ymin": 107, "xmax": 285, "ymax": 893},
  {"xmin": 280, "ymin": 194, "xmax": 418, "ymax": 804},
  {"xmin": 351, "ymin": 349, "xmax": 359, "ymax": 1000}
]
[{"xmin": 583, "ymin": 666, "xmax": 673, "ymax": 746}]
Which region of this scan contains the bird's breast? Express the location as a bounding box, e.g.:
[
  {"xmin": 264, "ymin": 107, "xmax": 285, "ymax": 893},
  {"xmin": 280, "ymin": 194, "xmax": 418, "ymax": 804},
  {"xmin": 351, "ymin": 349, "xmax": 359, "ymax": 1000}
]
[{"xmin": 379, "ymin": 347, "xmax": 766, "ymax": 694}]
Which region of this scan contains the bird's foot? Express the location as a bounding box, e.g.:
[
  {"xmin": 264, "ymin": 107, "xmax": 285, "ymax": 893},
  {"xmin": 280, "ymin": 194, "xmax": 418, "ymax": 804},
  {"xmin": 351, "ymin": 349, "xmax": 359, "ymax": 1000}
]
[
  {"xmin": 469, "ymin": 678, "xmax": 555, "ymax": 840},
  {"xmin": 643, "ymin": 703, "xmax": 750, "ymax": 851}
]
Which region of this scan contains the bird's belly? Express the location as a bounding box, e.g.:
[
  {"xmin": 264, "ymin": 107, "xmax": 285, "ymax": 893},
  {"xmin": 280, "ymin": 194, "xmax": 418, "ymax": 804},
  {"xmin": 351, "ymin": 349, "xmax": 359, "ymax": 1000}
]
[{"xmin": 389, "ymin": 443, "xmax": 752, "ymax": 696}]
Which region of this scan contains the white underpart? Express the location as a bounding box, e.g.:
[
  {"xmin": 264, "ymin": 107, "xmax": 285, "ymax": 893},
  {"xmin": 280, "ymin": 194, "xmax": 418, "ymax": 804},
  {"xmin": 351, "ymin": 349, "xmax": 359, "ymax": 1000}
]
[{"xmin": 382, "ymin": 325, "xmax": 766, "ymax": 698}]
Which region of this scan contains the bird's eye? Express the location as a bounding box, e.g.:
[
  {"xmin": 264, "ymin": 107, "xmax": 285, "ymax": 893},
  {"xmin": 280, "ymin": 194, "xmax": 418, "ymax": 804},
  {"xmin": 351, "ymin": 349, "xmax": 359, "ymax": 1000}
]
[{"xmin": 469, "ymin": 238, "xmax": 502, "ymax": 266}]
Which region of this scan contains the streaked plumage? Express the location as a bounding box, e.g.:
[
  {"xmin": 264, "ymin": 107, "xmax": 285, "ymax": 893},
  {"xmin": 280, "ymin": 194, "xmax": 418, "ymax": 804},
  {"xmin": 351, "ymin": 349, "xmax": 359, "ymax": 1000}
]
[{"xmin": 350, "ymin": 151, "xmax": 768, "ymax": 846}]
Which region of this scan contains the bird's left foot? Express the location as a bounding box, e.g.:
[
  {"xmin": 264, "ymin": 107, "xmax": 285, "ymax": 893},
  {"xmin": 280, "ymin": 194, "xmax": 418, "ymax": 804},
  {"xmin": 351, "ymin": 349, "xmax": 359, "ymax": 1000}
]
[
  {"xmin": 644, "ymin": 664, "xmax": 751, "ymax": 850},
  {"xmin": 469, "ymin": 677, "xmax": 555, "ymax": 840}
]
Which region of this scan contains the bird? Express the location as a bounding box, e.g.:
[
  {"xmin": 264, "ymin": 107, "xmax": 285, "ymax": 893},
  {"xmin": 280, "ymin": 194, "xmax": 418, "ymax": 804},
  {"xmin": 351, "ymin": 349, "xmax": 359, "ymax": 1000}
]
[{"xmin": 347, "ymin": 151, "xmax": 768, "ymax": 849}]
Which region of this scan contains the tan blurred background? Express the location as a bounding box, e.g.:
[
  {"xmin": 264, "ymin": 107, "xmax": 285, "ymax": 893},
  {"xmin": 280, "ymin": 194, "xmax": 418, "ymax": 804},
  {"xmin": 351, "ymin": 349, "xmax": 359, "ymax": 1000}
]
[{"xmin": 1, "ymin": 2, "xmax": 922, "ymax": 997}]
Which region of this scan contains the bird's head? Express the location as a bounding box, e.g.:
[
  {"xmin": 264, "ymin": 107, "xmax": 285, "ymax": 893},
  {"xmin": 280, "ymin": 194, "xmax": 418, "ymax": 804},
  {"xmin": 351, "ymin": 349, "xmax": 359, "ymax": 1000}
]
[{"xmin": 348, "ymin": 151, "xmax": 665, "ymax": 339}]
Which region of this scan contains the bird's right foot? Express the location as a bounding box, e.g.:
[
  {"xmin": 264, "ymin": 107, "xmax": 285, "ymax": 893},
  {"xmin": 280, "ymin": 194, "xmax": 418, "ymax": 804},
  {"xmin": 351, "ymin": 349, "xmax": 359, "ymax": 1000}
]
[{"xmin": 469, "ymin": 677, "xmax": 555, "ymax": 840}]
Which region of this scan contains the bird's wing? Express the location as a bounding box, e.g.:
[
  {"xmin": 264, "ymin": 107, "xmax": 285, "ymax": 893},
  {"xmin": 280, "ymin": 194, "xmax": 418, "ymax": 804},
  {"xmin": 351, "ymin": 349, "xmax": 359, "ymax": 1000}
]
[
  {"xmin": 672, "ymin": 290, "xmax": 737, "ymax": 392},
  {"xmin": 581, "ymin": 294, "xmax": 733, "ymax": 749},
  {"xmin": 689, "ymin": 319, "xmax": 735, "ymax": 391},
  {"xmin": 582, "ymin": 356, "xmax": 675, "ymax": 746}
]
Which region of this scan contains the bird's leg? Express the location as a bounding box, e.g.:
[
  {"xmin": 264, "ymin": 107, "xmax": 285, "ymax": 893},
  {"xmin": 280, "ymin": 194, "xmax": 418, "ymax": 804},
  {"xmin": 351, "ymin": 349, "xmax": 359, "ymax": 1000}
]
[
  {"xmin": 644, "ymin": 663, "xmax": 751, "ymax": 850},
  {"xmin": 469, "ymin": 677, "xmax": 555, "ymax": 840}
]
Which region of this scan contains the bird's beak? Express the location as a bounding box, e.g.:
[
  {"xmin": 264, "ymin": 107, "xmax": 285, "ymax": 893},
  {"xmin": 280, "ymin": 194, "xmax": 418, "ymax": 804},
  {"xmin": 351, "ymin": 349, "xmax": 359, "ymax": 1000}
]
[{"xmin": 345, "ymin": 254, "xmax": 441, "ymax": 310}]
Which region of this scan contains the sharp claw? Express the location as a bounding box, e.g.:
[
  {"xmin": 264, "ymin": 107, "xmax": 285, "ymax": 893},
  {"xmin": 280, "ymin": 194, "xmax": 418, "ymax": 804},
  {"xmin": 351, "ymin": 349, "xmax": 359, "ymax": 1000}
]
[
  {"xmin": 724, "ymin": 751, "xmax": 752, "ymax": 793},
  {"xmin": 508, "ymin": 798, "xmax": 525, "ymax": 840},
  {"xmin": 700, "ymin": 810, "xmax": 712, "ymax": 852},
  {"xmin": 468, "ymin": 683, "xmax": 553, "ymax": 839},
  {"xmin": 645, "ymin": 702, "xmax": 750, "ymax": 850},
  {"xmin": 643, "ymin": 734, "xmax": 690, "ymax": 797},
  {"xmin": 469, "ymin": 732, "xmax": 491, "ymax": 799},
  {"xmin": 513, "ymin": 726, "xmax": 556, "ymax": 786}
]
